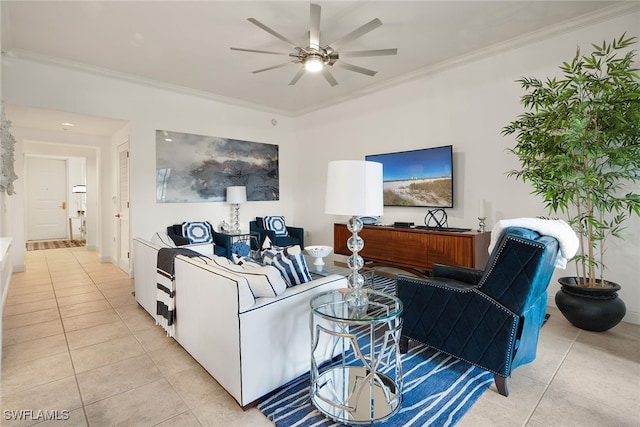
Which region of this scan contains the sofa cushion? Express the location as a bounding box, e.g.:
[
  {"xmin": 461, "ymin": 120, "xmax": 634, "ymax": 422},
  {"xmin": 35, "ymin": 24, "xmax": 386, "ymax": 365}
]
[
  {"xmin": 206, "ymin": 256, "xmax": 287, "ymax": 298},
  {"xmin": 182, "ymin": 221, "xmax": 213, "ymax": 244},
  {"xmin": 263, "ymin": 216, "xmax": 289, "ymax": 237},
  {"xmin": 262, "ymin": 245, "xmax": 312, "ymax": 287}
]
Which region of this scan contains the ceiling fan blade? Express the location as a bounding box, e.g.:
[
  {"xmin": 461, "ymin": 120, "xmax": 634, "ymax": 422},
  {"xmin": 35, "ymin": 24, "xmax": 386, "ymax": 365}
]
[
  {"xmin": 247, "ymin": 17, "xmax": 297, "ymax": 47},
  {"xmin": 334, "ymin": 61, "xmax": 377, "ymax": 76},
  {"xmin": 288, "ymin": 68, "xmax": 306, "ymax": 86},
  {"xmin": 252, "ymin": 61, "xmax": 296, "ymax": 74},
  {"xmin": 321, "ymin": 68, "xmax": 338, "ymax": 86},
  {"xmin": 339, "ymin": 48, "xmax": 398, "ymax": 58},
  {"xmin": 230, "ymin": 47, "xmax": 290, "ymax": 55},
  {"xmin": 309, "ymin": 3, "xmax": 321, "ymax": 50},
  {"xmin": 328, "ymin": 18, "xmax": 382, "ymax": 50}
]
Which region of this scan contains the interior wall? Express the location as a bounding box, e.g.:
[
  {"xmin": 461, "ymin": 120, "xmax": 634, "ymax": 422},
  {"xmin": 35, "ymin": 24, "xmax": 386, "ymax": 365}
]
[
  {"xmin": 294, "ymin": 10, "xmax": 640, "ymax": 324},
  {"xmin": 1, "ymin": 57, "xmax": 295, "ymax": 271}
]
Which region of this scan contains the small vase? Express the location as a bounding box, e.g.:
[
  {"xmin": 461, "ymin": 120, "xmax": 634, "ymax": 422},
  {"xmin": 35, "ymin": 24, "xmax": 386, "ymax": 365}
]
[{"xmin": 555, "ymin": 277, "xmax": 626, "ymax": 332}]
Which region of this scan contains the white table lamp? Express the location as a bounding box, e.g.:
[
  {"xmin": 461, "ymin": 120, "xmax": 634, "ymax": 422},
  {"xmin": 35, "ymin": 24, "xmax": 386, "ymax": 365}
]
[
  {"xmin": 325, "ymin": 160, "xmax": 383, "ymax": 306},
  {"xmin": 227, "ymin": 186, "xmax": 247, "ymax": 233}
]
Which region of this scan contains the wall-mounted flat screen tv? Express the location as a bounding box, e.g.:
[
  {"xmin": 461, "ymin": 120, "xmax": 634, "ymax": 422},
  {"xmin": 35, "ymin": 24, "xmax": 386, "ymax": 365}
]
[{"xmin": 366, "ymin": 145, "xmax": 453, "ymax": 208}]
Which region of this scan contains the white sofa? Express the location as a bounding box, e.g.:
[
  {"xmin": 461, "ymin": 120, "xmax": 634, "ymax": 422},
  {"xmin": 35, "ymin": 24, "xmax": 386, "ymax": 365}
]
[{"xmin": 132, "ymin": 237, "xmax": 347, "ymax": 407}]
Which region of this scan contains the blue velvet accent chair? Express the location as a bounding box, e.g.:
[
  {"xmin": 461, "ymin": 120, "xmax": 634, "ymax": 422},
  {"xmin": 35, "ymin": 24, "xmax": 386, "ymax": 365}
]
[
  {"xmin": 249, "ymin": 217, "xmax": 304, "ymax": 249},
  {"xmin": 396, "ymin": 226, "xmax": 559, "ymax": 396},
  {"xmin": 166, "ymin": 223, "xmax": 234, "ymax": 259}
]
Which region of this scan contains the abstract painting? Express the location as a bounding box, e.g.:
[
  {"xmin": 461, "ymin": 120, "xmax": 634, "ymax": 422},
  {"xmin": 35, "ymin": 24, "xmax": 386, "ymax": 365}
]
[{"xmin": 156, "ymin": 130, "xmax": 279, "ymax": 203}]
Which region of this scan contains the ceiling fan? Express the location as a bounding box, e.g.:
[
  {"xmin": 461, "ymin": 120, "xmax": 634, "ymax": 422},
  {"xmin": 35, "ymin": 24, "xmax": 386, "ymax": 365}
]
[{"xmin": 230, "ymin": 3, "xmax": 397, "ymax": 86}]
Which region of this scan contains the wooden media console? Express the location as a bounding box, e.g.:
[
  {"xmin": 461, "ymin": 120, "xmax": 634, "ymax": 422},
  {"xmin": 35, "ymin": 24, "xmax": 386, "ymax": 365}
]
[{"xmin": 334, "ymin": 223, "xmax": 491, "ymax": 274}]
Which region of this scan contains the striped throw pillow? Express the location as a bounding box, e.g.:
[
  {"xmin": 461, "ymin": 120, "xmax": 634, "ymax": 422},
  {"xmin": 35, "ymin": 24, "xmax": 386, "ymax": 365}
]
[{"xmin": 262, "ymin": 245, "xmax": 311, "ymax": 287}]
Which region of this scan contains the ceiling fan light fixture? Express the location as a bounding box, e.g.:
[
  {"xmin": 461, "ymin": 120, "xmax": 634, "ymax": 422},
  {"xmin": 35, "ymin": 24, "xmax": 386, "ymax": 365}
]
[{"xmin": 304, "ymin": 55, "xmax": 323, "ymax": 72}]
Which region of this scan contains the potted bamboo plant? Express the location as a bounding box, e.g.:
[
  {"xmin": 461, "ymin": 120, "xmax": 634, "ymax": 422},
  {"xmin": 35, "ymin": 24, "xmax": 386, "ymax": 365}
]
[{"xmin": 502, "ymin": 34, "xmax": 640, "ymax": 331}]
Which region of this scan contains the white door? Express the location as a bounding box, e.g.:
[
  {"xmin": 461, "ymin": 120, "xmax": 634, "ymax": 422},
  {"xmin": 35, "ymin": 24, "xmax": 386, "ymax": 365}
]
[
  {"xmin": 116, "ymin": 142, "xmax": 130, "ymax": 272},
  {"xmin": 26, "ymin": 157, "xmax": 68, "ymax": 240}
]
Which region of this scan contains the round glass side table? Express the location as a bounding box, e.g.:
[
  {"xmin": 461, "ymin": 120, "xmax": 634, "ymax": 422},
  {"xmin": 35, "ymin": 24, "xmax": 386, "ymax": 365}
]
[{"xmin": 310, "ymin": 288, "xmax": 403, "ymax": 425}]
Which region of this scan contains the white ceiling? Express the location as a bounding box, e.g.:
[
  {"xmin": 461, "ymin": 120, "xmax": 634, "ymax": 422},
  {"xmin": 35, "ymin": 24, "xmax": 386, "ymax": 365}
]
[{"xmin": 1, "ymin": 1, "xmax": 634, "ymax": 134}]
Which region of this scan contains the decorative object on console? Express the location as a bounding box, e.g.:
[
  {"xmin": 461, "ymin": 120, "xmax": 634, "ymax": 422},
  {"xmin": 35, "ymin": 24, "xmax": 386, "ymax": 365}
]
[
  {"xmin": 226, "ymin": 186, "xmax": 247, "ymax": 233},
  {"xmin": 477, "ymin": 199, "xmax": 486, "ymax": 232},
  {"xmin": 262, "ymin": 245, "xmax": 312, "ymax": 287},
  {"xmin": 359, "ymin": 216, "xmax": 379, "ymax": 225},
  {"xmin": 424, "ymin": 208, "xmax": 448, "ymax": 228},
  {"xmin": 325, "ymin": 160, "xmax": 383, "ymax": 307},
  {"xmin": 156, "ymin": 129, "xmax": 279, "ymax": 203},
  {"xmin": 393, "ymin": 221, "xmax": 414, "ymax": 228},
  {"xmin": 304, "ymin": 245, "xmax": 333, "ymax": 273}
]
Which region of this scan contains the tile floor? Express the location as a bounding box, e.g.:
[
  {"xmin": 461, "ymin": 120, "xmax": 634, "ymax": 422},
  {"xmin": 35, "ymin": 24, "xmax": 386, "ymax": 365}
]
[{"xmin": 1, "ymin": 247, "xmax": 639, "ymax": 426}]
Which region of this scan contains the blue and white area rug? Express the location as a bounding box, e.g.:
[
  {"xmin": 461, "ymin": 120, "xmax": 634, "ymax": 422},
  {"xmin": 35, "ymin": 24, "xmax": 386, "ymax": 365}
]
[{"xmin": 258, "ymin": 275, "xmax": 494, "ymax": 427}]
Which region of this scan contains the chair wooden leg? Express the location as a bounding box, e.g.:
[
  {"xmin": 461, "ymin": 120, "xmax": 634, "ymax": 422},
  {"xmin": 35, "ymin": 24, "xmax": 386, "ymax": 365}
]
[
  {"xmin": 399, "ymin": 336, "xmax": 409, "ymax": 354},
  {"xmin": 494, "ymin": 375, "xmax": 509, "ymax": 397}
]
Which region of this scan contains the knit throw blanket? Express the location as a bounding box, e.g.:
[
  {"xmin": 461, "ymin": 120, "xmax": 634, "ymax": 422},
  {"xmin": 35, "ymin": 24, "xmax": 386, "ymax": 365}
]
[
  {"xmin": 489, "ymin": 218, "xmax": 579, "ymax": 269},
  {"xmin": 156, "ymin": 247, "xmax": 205, "ymax": 337}
]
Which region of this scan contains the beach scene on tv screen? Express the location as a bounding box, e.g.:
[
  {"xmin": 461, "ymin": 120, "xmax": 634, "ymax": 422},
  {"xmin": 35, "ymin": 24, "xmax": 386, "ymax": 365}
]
[{"xmin": 367, "ymin": 146, "xmax": 453, "ymax": 207}]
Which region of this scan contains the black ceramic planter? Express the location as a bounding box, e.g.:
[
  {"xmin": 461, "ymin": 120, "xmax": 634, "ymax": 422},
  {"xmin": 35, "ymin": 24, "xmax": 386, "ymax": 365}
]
[{"xmin": 555, "ymin": 277, "xmax": 626, "ymax": 332}]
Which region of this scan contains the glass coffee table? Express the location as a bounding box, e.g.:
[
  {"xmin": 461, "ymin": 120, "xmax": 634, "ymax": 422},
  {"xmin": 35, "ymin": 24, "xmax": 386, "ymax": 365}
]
[{"xmin": 309, "ymin": 288, "xmax": 403, "ymax": 424}]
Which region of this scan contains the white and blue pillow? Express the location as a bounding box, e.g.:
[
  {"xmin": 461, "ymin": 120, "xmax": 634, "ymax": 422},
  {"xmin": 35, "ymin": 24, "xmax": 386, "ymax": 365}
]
[
  {"xmin": 182, "ymin": 221, "xmax": 213, "ymax": 244},
  {"xmin": 262, "ymin": 245, "xmax": 311, "ymax": 287},
  {"xmin": 264, "ymin": 216, "xmax": 289, "ymax": 237}
]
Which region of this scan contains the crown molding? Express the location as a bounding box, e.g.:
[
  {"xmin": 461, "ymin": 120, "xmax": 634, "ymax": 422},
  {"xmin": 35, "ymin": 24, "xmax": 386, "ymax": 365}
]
[{"xmin": 5, "ymin": 49, "xmax": 294, "ymax": 118}]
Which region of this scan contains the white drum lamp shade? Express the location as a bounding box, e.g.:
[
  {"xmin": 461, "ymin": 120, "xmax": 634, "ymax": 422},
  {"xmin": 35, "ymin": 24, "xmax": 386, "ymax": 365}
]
[
  {"xmin": 227, "ymin": 186, "xmax": 247, "ymax": 204},
  {"xmin": 325, "ymin": 161, "xmax": 383, "ymax": 216}
]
